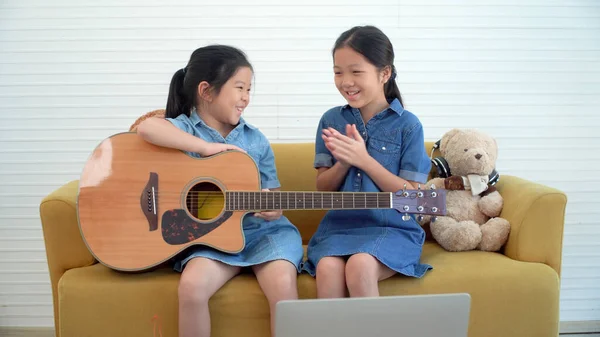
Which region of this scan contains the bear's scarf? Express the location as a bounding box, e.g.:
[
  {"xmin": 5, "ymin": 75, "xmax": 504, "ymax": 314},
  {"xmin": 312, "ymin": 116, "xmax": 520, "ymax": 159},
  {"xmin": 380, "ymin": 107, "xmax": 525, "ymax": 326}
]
[{"xmin": 443, "ymin": 175, "xmax": 497, "ymax": 197}]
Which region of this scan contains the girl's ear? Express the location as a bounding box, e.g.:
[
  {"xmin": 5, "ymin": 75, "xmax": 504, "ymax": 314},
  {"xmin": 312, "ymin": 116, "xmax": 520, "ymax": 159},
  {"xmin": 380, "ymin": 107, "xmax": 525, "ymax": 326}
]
[
  {"xmin": 197, "ymin": 81, "xmax": 213, "ymax": 102},
  {"xmin": 380, "ymin": 65, "xmax": 392, "ymax": 84}
]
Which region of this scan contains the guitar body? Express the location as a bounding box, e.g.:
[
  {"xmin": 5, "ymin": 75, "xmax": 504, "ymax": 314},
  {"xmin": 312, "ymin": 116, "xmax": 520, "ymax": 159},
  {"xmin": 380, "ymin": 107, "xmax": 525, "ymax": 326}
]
[{"xmin": 77, "ymin": 132, "xmax": 259, "ymax": 272}]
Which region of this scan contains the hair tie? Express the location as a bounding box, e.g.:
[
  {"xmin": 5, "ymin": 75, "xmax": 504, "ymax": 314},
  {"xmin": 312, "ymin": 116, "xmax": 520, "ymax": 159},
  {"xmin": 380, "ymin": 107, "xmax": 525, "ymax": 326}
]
[{"xmin": 390, "ymin": 71, "xmax": 396, "ymax": 81}]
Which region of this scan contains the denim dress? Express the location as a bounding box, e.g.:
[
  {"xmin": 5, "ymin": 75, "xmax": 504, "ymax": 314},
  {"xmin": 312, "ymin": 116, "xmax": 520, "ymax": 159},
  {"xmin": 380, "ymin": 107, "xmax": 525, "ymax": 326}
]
[
  {"xmin": 166, "ymin": 111, "xmax": 304, "ymax": 273},
  {"xmin": 303, "ymin": 98, "xmax": 433, "ymax": 278}
]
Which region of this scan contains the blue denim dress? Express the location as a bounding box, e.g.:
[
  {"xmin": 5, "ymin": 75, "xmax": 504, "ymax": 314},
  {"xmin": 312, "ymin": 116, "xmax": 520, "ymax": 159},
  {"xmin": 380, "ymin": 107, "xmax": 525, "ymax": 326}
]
[
  {"xmin": 303, "ymin": 98, "xmax": 433, "ymax": 278},
  {"xmin": 166, "ymin": 110, "xmax": 304, "ymax": 273}
]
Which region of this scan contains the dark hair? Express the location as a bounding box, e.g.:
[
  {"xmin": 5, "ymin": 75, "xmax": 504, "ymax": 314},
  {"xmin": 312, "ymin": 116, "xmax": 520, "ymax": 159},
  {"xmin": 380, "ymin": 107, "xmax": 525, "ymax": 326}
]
[
  {"xmin": 332, "ymin": 25, "xmax": 403, "ymax": 106},
  {"xmin": 165, "ymin": 45, "xmax": 253, "ymax": 119}
]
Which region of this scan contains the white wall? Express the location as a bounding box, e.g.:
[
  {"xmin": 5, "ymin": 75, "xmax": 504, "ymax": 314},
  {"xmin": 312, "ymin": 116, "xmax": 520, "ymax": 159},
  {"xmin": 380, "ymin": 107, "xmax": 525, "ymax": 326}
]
[{"xmin": 0, "ymin": 0, "xmax": 598, "ymax": 329}]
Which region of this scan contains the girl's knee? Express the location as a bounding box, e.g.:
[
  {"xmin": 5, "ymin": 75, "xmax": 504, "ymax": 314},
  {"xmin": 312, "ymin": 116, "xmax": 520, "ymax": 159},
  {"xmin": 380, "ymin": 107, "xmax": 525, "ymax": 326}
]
[
  {"xmin": 316, "ymin": 256, "xmax": 345, "ymax": 278},
  {"xmin": 178, "ymin": 274, "xmax": 210, "ymax": 306},
  {"xmin": 265, "ymin": 271, "xmax": 298, "ymax": 305},
  {"xmin": 315, "ymin": 257, "xmax": 347, "ymax": 298},
  {"xmin": 345, "ymin": 254, "xmax": 378, "ymax": 291},
  {"xmin": 275, "ymin": 269, "xmax": 297, "ymax": 290},
  {"xmin": 255, "ymin": 260, "xmax": 298, "ymax": 303},
  {"xmin": 346, "ymin": 253, "xmax": 378, "ymax": 273}
]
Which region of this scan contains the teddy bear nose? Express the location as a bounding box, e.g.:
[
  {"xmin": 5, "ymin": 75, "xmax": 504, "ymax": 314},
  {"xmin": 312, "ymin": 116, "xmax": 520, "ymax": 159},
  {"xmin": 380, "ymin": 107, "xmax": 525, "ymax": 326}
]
[{"xmin": 475, "ymin": 153, "xmax": 482, "ymax": 160}]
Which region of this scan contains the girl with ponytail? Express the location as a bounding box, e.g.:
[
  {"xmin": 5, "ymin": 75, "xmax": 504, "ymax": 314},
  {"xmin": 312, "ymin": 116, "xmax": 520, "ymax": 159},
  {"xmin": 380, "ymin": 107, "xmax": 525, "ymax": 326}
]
[
  {"xmin": 137, "ymin": 45, "xmax": 304, "ymax": 337},
  {"xmin": 304, "ymin": 26, "xmax": 433, "ymax": 298}
]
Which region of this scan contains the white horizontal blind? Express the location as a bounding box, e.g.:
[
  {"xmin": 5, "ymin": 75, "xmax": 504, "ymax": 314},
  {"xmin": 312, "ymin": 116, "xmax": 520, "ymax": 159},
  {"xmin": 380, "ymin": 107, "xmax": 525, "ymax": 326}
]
[{"xmin": 0, "ymin": 0, "xmax": 598, "ymax": 328}]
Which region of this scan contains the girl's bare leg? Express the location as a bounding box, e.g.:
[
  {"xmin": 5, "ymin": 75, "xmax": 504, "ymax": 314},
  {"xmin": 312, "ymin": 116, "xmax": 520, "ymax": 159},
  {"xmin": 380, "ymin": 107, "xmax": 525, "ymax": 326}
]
[
  {"xmin": 315, "ymin": 256, "xmax": 348, "ymax": 298},
  {"xmin": 253, "ymin": 260, "xmax": 299, "ymax": 337},
  {"xmin": 178, "ymin": 257, "xmax": 241, "ymax": 337}
]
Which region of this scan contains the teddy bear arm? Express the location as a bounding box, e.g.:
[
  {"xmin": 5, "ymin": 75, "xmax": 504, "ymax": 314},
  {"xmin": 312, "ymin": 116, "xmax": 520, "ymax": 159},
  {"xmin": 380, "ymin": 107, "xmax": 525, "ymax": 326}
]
[
  {"xmin": 424, "ymin": 177, "xmax": 446, "ymax": 190},
  {"xmin": 478, "ymin": 190, "xmax": 504, "ymax": 217}
]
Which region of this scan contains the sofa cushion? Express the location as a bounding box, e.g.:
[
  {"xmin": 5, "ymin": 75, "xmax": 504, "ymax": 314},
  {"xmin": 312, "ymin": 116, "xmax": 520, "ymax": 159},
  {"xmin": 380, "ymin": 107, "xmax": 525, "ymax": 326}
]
[{"xmin": 57, "ymin": 242, "xmax": 558, "ymax": 337}]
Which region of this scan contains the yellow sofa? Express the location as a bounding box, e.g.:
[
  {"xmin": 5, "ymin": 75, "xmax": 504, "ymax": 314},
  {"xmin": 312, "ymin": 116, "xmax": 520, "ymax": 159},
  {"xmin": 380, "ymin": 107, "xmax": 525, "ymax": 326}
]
[{"xmin": 40, "ymin": 138, "xmax": 567, "ymax": 337}]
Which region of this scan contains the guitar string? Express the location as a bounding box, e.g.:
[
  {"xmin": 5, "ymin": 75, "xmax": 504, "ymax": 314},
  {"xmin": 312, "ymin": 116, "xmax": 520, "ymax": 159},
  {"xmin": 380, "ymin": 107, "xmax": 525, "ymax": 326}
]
[
  {"xmin": 136, "ymin": 192, "xmax": 427, "ymax": 206},
  {"xmin": 132, "ymin": 191, "xmax": 434, "ymax": 210},
  {"xmin": 139, "ymin": 192, "xmax": 424, "ymax": 200},
  {"xmin": 183, "ymin": 192, "xmax": 395, "ymax": 194}
]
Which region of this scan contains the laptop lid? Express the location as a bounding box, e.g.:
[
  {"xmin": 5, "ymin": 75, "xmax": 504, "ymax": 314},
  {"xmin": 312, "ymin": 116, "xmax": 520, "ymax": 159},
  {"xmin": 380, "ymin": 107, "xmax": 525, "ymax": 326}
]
[{"xmin": 275, "ymin": 293, "xmax": 471, "ymax": 337}]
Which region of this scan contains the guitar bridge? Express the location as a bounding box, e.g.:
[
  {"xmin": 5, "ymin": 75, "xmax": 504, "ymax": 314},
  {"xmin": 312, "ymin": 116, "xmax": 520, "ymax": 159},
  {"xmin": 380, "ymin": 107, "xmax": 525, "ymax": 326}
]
[{"xmin": 140, "ymin": 172, "xmax": 159, "ymax": 231}]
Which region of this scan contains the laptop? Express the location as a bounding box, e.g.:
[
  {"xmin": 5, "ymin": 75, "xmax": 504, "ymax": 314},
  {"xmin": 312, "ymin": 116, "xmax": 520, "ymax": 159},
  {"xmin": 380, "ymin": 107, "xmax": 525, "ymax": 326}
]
[{"xmin": 275, "ymin": 293, "xmax": 471, "ymax": 337}]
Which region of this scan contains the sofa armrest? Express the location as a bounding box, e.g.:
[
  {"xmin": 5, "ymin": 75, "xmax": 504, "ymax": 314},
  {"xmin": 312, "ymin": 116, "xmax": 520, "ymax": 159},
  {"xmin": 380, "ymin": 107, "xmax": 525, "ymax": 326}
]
[
  {"xmin": 496, "ymin": 175, "xmax": 567, "ymax": 276},
  {"xmin": 39, "ymin": 180, "xmax": 96, "ymax": 335}
]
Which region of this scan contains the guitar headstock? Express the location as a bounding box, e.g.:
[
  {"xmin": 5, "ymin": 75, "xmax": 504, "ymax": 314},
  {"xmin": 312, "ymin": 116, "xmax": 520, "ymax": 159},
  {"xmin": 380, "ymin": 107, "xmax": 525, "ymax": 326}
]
[{"xmin": 392, "ymin": 185, "xmax": 447, "ymax": 218}]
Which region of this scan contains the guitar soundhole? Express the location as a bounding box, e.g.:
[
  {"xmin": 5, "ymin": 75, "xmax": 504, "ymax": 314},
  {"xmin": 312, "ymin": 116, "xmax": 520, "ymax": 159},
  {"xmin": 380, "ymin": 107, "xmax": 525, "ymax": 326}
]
[{"xmin": 186, "ymin": 182, "xmax": 225, "ymax": 221}]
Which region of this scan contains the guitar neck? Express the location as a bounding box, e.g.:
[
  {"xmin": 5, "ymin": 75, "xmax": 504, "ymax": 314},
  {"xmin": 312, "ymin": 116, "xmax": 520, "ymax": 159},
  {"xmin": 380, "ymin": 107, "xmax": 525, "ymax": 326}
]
[{"xmin": 224, "ymin": 191, "xmax": 391, "ymax": 211}]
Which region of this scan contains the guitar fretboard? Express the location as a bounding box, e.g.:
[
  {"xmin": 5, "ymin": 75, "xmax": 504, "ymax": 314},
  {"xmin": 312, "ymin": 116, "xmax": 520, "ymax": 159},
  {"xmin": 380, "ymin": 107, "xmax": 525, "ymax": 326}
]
[{"xmin": 225, "ymin": 191, "xmax": 391, "ymax": 211}]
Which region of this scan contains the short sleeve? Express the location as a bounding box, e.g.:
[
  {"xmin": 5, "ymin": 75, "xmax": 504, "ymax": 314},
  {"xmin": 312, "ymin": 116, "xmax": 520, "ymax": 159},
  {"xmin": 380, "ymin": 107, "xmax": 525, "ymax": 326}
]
[
  {"xmin": 314, "ymin": 115, "xmax": 334, "ymax": 168},
  {"xmin": 165, "ymin": 115, "xmax": 194, "ymax": 134},
  {"xmin": 398, "ymin": 122, "xmax": 431, "ymax": 184},
  {"xmin": 258, "ymin": 136, "xmax": 281, "ymax": 190}
]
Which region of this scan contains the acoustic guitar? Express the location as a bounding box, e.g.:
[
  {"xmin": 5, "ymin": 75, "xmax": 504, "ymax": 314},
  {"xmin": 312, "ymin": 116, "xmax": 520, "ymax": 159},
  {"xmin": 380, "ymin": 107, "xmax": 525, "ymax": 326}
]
[{"xmin": 77, "ymin": 132, "xmax": 447, "ymax": 272}]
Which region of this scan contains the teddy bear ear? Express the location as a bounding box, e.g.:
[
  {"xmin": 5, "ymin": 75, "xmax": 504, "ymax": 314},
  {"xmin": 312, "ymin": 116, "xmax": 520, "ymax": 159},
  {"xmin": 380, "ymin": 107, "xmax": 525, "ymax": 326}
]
[
  {"xmin": 439, "ymin": 128, "xmax": 463, "ymax": 153},
  {"xmin": 489, "ymin": 135, "xmax": 499, "ymax": 159}
]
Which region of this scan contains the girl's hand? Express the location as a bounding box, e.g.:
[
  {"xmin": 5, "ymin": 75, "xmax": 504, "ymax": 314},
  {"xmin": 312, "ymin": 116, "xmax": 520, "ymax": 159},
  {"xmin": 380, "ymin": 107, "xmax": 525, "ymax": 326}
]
[
  {"xmin": 322, "ymin": 124, "xmax": 370, "ymax": 169},
  {"xmin": 254, "ymin": 189, "xmax": 283, "ymax": 221},
  {"xmin": 199, "ymin": 142, "xmax": 246, "ymax": 157}
]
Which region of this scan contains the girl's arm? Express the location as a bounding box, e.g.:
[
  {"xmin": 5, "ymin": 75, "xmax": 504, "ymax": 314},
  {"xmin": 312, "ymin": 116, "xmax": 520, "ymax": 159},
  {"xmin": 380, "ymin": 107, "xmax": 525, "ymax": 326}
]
[
  {"xmin": 136, "ymin": 117, "xmax": 243, "ymax": 156},
  {"xmin": 316, "ymin": 162, "xmax": 351, "ymax": 191},
  {"xmin": 314, "ymin": 114, "xmax": 350, "ymax": 191},
  {"xmin": 360, "ymin": 157, "xmax": 419, "ymax": 192}
]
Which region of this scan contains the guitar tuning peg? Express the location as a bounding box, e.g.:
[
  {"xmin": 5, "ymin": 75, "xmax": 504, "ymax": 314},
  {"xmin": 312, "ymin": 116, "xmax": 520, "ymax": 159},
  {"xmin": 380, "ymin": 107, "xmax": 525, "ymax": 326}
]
[
  {"xmin": 402, "ymin": 213, "xmax": 411, "ymax": 221},
  {"xmin": 417, "ymin": 183, "xmax": 424, "ymax": 197},
  {"xmin": 402, "ymin": 183, "xmax": 409, "ymax": 197},
  {"xmin": 417, "ymin": 215, "xmax": 423, "ymax": 222},
  {"xmin": 431, "ymin": 216, "xmax": 437, "ymax": 223},
  {"xmin": 430, "ymin": 184, "xmax": 437, "ymax": 198}
]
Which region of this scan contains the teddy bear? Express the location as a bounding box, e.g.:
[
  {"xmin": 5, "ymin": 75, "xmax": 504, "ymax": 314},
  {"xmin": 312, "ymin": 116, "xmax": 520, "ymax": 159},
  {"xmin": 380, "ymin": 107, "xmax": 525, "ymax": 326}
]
[{"xmin": 419, "ymin": 128, "xmax": 511, "ymax": 252}]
